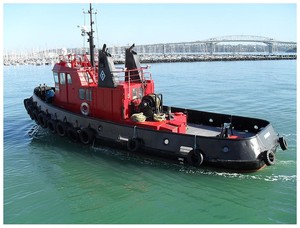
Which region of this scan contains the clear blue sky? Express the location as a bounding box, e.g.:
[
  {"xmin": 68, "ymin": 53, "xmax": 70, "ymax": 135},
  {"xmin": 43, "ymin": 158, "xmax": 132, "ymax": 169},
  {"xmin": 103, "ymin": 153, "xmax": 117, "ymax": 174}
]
[{"xmin": 3, "ymin": 3, "xmax": 297, "ymax": 52}]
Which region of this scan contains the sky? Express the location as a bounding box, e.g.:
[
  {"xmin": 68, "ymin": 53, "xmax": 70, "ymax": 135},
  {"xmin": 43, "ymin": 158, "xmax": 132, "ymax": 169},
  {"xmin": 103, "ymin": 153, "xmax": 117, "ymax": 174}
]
[{"xmin": 2, "ymin": 1, "xmax": 298, "ymax": 52}]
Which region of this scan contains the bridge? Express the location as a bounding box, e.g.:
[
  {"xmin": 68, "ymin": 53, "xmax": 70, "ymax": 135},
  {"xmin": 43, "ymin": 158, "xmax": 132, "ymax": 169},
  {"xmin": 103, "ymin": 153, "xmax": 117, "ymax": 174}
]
[
  {"xmin": 108, "ymin": 35, "xmax": 297, "ymax": 55},
  {"xmin": 201, "ymin": 35, "xmax": 296, "ymax": 54},
  {"xmin": 202, "ymin": 35, "xmax": 295, "ymax": 44}
]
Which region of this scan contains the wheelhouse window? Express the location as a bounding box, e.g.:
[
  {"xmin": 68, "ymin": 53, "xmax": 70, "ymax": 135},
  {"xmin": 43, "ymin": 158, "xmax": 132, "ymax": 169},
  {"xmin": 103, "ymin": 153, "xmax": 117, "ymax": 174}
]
[
  {"xmin": 60, "ymin": 73, "xmax": 66, "ymax": 85},
  {"xmin": 84, "ymin": 72, "xmax": 93, "ymax": 83},
  {"xmin": 78, "ymin": 72, "xmax": 87, "ymax": 86},
  {"xmin": 53, "ymin": 72, "xmax": 59, "ymax": 83},
  {"xmin": 67, "ymin": 73, "xmax": 72, "ymax": 84},
  {"xmin": 53, "ymin": 72, "xmax": 59, "ymax": 91},
  {"xmin": 78, "ymin": 72, "xmax": 93, "ymax": 86}
]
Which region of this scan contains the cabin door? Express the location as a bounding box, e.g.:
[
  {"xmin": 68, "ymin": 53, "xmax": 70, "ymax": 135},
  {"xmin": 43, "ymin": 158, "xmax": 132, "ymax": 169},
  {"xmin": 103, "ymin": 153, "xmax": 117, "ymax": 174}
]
[{"xmin": 59, "ymin": 73, "xmax": 68, "ymax": 103}]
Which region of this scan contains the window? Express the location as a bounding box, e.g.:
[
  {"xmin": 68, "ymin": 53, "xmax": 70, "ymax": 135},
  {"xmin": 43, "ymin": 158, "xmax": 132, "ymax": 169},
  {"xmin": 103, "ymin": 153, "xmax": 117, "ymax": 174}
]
[
  {"xmin": 60, "ymin": 73, "xmax": 65, "ymax": 85},
  {"xmin": 78, "ymin": 72, "xmax": 88, "ymax": 86},
  {"xmin": 84, "ymin": 72, "xmax": 93, "ymax": 83},
  {"xmin": 78, "ymin": 71, "xmax": 93, "ymax": 86},
  {"xmin": 132, "ymin": 87, "xmax": 143, "ymax": 99},
  {"xmin": 79, "ymin": 89, "xmax": 85, "ymax": 100},
  {"xmin": 67, "ymin": 73, "xmax": 72, "ymax": 84},
  {"xmin": 78, "ymin": 88, "xmax": 92, "ymax": 101},
  {"xmin": 53, "ymin": 72, "xmax": 59, "ymax": 83},
  {"xmin": 53, "ymin": 72, "xmax": 59, "ymax": 91},
  {"xmin": 86, "ymin": 89, "xmax": 92, "ymax": 101}
]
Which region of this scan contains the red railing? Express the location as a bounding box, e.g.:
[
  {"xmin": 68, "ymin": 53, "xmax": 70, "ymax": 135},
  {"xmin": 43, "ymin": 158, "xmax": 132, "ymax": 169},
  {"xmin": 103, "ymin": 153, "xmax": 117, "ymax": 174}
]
[
  {"xmin": 57, "ymin": 53, "xmax": 152, "ymax": 87},
  {"xmin": 58, "ymin": 53, "xmax": 93, "ymax": 68}
]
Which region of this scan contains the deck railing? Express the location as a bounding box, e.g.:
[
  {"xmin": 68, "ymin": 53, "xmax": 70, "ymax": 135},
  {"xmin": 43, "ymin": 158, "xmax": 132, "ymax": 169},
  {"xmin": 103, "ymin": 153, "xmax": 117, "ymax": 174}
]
[{"xmin": 112, "ymin": 65, "xmax": 152, "ymax": 84}]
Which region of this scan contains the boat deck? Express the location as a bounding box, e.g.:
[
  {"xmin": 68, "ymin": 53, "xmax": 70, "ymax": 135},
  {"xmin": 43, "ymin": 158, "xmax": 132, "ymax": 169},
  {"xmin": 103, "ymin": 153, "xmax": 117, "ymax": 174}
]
[{"xmin": 186, "ymin": 123, "xmax": 255, "ymax": 138}]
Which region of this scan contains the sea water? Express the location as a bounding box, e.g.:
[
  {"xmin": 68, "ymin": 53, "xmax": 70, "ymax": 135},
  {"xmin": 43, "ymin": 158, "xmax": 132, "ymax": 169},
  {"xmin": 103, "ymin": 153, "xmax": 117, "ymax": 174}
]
[{"xmin": 3, "ymin": 60, "xmax": 296, "ymax": 224}]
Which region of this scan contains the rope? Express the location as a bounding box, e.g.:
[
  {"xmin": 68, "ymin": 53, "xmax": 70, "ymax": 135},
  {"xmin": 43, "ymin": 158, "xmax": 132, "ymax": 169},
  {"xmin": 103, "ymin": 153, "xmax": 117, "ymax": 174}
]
[
  {"xmin": 131, "ymin": 113, "xmax": 146, "ymax": 122},
  {"xmin": 153, "ymin": 113, "xmax": 166, "ymax": 122}
]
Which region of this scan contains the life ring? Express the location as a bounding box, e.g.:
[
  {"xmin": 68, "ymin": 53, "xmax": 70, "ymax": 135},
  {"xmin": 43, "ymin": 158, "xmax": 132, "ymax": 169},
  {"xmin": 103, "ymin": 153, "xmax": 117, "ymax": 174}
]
[
  {"xmin": 56, "ymin": 121, "xmax": 68, "ymax": 137},
  {"xmin": 279, "ymin": 137, "xmax": 288, "ymax": 151},
  {"xmin": 80, "ymin": 102, "xmax": 90, "ymax": 116},
  {"xmin": 263, "ymin": 150, "xmax": 275, "ymax": 166},
  {"xmin": 47, "ymin": 119, "xmax": 57, "ymax": 134},
  {"xmin": 79, "ymin": 128, "xmax": 95, "ymax": 145},
  {"xmin": 37, "ymin": 112, "xmax": 48, "ymax": 128},
  {"xmin": 187, "ymin": 150, "xmax": 204, "ymax": 167},
  {"xmin": 127, "ymin": 138, "xmax": 141, "ymax": 152},
  {"xmin": 67, "ymin": 126, "xmax": 79, "ymax": 143}
]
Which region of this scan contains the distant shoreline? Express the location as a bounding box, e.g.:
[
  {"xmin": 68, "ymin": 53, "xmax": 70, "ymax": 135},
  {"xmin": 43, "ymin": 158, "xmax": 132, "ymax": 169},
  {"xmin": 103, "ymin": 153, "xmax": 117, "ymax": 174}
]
[
  {"xmin": 3, "ymin": 54, "xmax": 296, "ymax": 66},
  {"xmin": 114, "ymin": 54, "xmax": 297, "ymax": 64}
]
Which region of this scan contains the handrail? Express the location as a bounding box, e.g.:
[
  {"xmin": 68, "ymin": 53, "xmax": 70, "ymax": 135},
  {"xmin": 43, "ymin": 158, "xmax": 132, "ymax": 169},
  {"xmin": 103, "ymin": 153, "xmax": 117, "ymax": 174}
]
[
  {"xmin": 111, "ymin": 65, "xmax": 151, "ymax": 74},
  {"xmin": 112, "ymin": 66, "xmax": 152, "ymax": 83},
  {"xmin": 58, "ymin": 53, "xmax": 92, "ymax": 68},
  {"xmin": 57, "ymin": 53, "xmax": 152, "ymax": 86}
]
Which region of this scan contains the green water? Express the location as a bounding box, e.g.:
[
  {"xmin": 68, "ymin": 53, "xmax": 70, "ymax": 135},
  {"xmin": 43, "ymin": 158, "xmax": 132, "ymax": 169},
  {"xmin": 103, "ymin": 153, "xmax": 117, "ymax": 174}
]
[{"xmin": 4, "ymin": 61, "xmax": 296, "ymax": 224}]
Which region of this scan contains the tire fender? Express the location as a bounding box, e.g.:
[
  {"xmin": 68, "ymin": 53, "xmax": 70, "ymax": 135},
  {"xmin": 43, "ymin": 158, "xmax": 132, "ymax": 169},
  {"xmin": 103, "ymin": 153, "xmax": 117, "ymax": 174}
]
[
  {"xmin": 263, "ymin": 150, "xmax": 276, "ymax": 166},
  {"xmin": 56, "ymin": 121, "xmax": 68, "ymax": 137},
  {"xmin": 37, "ymin": 112, "xmax": 48, "ymax": 128},
  {"xmin": 127, "ymin": 138, "xmax": 142, "ymax": 152},
  {"xmin": 79, "ymin": 128, "xmax": 95, "ymax": 145},
  {"xmin": 27, "ymin": 105, "xmax": 34, "ymax": 120},
  {"xmin": 67, "ymin": 126, "xmax": 80, "ymax": 143},
  {"xmin": 32, "ymin": 110, "xmax": 40, "ymax": 124},
  {"xmin": 47, "ymin": 119, "xmax": 57, "ymax": 134},
  {"xmin": 279, "ymin": 137, "xmax": 288, "ymax": 151},
  {"xmin": 187, "ymin": 149, "xmax": 204, "ymax": 167}
]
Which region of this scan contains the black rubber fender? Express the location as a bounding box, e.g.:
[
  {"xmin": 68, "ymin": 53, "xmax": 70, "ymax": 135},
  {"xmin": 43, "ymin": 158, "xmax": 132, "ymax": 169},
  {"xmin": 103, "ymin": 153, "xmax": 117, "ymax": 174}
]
[
  {"xmin": 279, "ymin": 137, "xmax": 288, "ymax": 151},
  {"xmin": 23, "ymin": 98, "xmax": 29, "ymax": 108},
  {"xmin": 47, "ymin": 119, "xmax": 57, "ymax": 134},
  {"xmin": 78, "ymin": 128, "xmax": 95, "ymax": 145},
  {"xmin": 67, "ymin": 126, "xmax": 80, "ymax": 143},
  {"xmin": 23, "ymin": 99, "xmax": 33, "ymax": 118},
  {"xmin": 263, "ymin": 150, "xmax": 276, "ymax": 166},
  {"xmin": 56, "ymin": 121, "xmax": 68, "ymax": 137},
  {"xmin": 26, "ymin": 105, "xmax": 35, "ymax": 120},
  {"xmin": 23, "ymin": 98, "xmax": 31, "ymax": 110},
  {"xmin": 37, "ymin": 112, "xmax": 48, "ymax": 128},
  {"xmin": 187, "ymin": 149, "xmax": 204, "ymax": 167},
  {"xmin": 127, "ymin": 138, "xmax": 142, "ymax": 152},
  {"xmin": 32, "ymin": 110, "xmax": 40, "ymax": 124}
]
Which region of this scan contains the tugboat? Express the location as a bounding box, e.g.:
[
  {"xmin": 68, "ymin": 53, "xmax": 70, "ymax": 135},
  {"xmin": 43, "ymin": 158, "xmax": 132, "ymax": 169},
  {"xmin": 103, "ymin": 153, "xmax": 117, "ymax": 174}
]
[{"xmin": 23, "ymin": 4, "xmax": 287, "ymax": 171}]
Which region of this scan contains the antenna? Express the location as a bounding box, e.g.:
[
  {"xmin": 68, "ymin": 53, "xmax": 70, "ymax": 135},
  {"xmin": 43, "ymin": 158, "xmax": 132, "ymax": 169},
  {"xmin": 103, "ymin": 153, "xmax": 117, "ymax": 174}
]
[{"xmin": 83, "ymin": 3, "xmax": 97, "ymax": 67}]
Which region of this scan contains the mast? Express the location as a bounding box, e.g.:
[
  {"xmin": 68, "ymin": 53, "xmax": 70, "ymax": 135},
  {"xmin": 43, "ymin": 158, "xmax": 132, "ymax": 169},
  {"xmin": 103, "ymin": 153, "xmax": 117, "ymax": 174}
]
[{"xmin": 87, "ymin": 3, "xmax": 95, "ymax": 67}]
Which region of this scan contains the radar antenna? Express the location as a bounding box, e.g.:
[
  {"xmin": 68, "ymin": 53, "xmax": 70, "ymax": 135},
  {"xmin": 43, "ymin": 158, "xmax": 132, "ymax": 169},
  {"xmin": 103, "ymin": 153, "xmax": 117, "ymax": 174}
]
[{"xmin": 83, "ymin": 3, "xmax": 97, "ymax": 67}]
